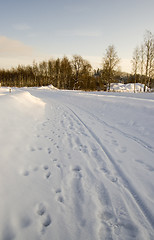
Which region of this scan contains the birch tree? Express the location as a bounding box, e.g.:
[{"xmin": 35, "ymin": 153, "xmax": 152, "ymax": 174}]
[
  {"xmin": 144, "ymin": 30, "xmax": 154, "ymax": 90},
  {"xmin": 132, "ymin": 46, "xmax": 140, "ymax": 92},
  {"xmin": 102, "ymin": 45, "xmax": 120, "ymax": 91}
]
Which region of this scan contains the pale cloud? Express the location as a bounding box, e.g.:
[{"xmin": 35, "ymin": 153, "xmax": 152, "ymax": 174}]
[
  {"xmin": 0, "ymin": 36, "xmax": 34, "ymax": 57},
  {"xmin": 13, "ymin": 23, "xmax": 31, "ymax": 30},
  {"xmin": 64, "ymin": 3, "xmax": 91, "ymax": 13},
  {"xmin": 57, "ymin": 29, "xmax": 101, "ymax": 37}
]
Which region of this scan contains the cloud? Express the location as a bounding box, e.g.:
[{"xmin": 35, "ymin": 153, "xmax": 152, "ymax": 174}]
[
  {"xmin": 0, "ymin": 36, "xmax": 33, "ymax": 57},
  {"xmin": 13, "ymin": 23, "xmax": 31, "ymax": 30},
  {"xmin": 57, "ymin": 29, "xmax": 101, "ymax": 37}
]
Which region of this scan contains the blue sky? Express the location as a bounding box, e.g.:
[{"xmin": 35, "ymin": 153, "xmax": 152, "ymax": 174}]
[{"xmin": 0, "ymin": 0, "xmax": 154, "ymax": 72}]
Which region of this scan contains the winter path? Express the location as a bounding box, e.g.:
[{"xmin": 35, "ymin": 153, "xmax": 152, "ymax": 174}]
[{"xmin": 0, "ymin": 87, "xmax": 154, "ymax": 240}]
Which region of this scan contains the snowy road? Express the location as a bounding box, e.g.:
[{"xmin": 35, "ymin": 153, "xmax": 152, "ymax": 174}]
[{"xmin": 0, "ymin": 87, "xmax": 154, "ymax": 240}]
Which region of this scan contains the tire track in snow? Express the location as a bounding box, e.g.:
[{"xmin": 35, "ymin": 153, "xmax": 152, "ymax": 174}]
[
  {"xmin": 66, "ymin": 106, "xmax": 154, "ymax": 229},
  {"xmin": 69, "ymin": 104, "xmax": 154, "ymax": 154}
]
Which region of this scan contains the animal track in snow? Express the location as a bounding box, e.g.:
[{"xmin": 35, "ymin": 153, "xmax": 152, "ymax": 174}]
[
  {"xmin": 100, "ymin": 167, "xmax": 118, "ymax": 183},
  {"xmin": 100, "ymin": 167, "xmax": 110, "ymax": 175},
  {"xmin": 72, "ymin": 166, "xmax": 82, "ymax": 179},
  {"xmin": 43, "ymin": 165, "xmax": 49, "ymax": 170},
  {"xmin": 53, "ymin": 158, "xmax": 57, "ymax": 162},
  {"xmin": 41, "ymin": 214, "xmax": 52, "ymax": 227},
  {"xmin": 42, "ymin": 165, "xmax": 51, "ymax": 179},
  {"xmin": 21, "ymin": 169, "xmax": 30, "ymax": 176},
  {"xmin": 38, "ymin": 147, "xmax": 42, "ymax": 151},
  {"xmin": 45, "ymin": 171, "xmax": 51, "ymax": 179},
  {"xmin": 56, "ymin": 164, "xmax": 61, "ymax": 168},
  {"xmin": 30, "ymin": 147, "xmax": 36, "ymax": 152},
  {"xmin": 135, "ymin": 159, "xmax": 154, "ymax": 172},
  {"xmin": 55, "ymin": 188, "xmax": 61, "ymax": 193},
  {"xmin": 29, "ymin": 146, "xmax": 43, "ymax": 152},
  {"xmin": 73, "ymin": 166, "xmax": 81, "ymax": 172},
  {"xmin": 48, "ymin": 137, "xmax": 53, "ymax": 142},
  {"xmin": 57, "ymin": 196, "xmax": 64, "ymax": 203},
  {"xmin": 35, "ymin": 202, "xmax": 52, "ymax": 233},
  {"xmin": 47, "ymin": 148, "xmax": 52, "ymax": 154},
  {"xmin": 36, "ymin": 202, "xmax": 46, "ymax": 216},
  {"xmin": 33, "ymin": 166, "xmax": 39, "ymax": 171},
  {"xmin": 55, "ymin": 188, "xmax": 64, "ymax": 203},
  {"xmin": 111, "ymin": 139, "xmax": 119, "ymax": 146},
  {"xmin": 118, "ymin": 146, "xmax": 127, "ymax": 153}
]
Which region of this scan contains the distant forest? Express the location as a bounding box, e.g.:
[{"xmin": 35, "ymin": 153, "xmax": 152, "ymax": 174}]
[{"xmin": 0, "ymin": 31, "xmax": 153, "ymax": 91}]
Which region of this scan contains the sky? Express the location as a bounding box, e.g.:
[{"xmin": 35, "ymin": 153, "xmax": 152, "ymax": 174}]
[{"xmin": 0, "ymin": 0, "xmax": 154, "ymax": 73}]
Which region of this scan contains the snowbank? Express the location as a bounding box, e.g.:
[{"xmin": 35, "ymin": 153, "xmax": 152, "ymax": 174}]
[
  {"xmin": 109, "ymin": 83, "xmax": 149, "ymax": 92},
  {"xmin": 38, "ymin": 84, "xmax": 58, "ymax": 90}
]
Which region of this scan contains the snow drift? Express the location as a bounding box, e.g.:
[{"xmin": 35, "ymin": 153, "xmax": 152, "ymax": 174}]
[{"xmin": 109, "ymin": 83, "xmax": 149, "ymax": 92}]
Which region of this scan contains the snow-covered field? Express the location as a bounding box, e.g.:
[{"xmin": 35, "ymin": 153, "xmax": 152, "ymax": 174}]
[{"xmin": 0, "ymin": 87, "xmax": 154, "ymax": 240}]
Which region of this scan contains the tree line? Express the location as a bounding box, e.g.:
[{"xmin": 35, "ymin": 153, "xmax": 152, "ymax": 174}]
[
  {"xmin": 0, "ymin": 30, "xmax": 153, "ymax": 91},
  {"xmin": 0, "ymin": 55, "xmax": 106, "ymax": 90}
]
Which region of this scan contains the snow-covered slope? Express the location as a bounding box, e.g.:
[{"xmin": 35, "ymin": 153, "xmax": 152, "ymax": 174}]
[{"xmin": 0, "ymin": 87, "xmax": 154, "ymax": 240}]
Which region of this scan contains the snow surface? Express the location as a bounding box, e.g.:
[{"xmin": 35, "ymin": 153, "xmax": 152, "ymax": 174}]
[
  {"xmin": 0, "ymin": 87, "xmax": 154, "ymax": 240},
  {"xmin": 109, "ymin": 83, "xmax": 149, "ymax": 92}
]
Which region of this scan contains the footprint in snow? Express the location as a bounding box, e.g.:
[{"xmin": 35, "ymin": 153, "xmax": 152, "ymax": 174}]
[
  {"xmin": 55, "ymin": 188, "xmax": 61, "ymax": 193},
  {"xmin": 47, "ymin": 148, "xmax": 52, "ymax": 154},
  {"xmin": 73, "ymin": 166, "xmax": 81, "ymax": 172},
  {"xmin": 111, "ymin": 139, "xmax": 119, "ymax": 146},
  {"xmin": 36, "ymin": 202, "xmax": 46, "ymax": 216},
  {"xmin": 57, "ymin": 196, "xmax": 64, "ymax": 203},
  {"xmin": 118, "ymin": 146, "xmax": 127, "ymax": 153},
  {"xmin": 30, "ymin": 147, "xmax": 36, "ymax": 152},
  {"xmin": 72, "ymin": 166, "xmax": 82, "ymax": 179},
  {"xmin": 53, "ymin": 158, "xmax": 57, "ymax": 162},
  {"xmin": 135, "ymin": 159, "xmax": 154, "ymax": 172},
  {"xmin": 100, "ymin": 167, "xmax": 118, "ymax": 183},
  {"xmin": 21, "ymin": 169, "xmax": 30, "ymax": 176},
  {"xmin": 55, "ymin": 188, "xmax": 64, "ymax": 203},
  {"xmin": 33, "ymin": 166, "xmax": 39, "ymax": 172},
  {"xmin": 41, "ymin": 214, "xmax": 52, "ymax": 227},
  {"xmin": 43, "ymin": 165, "xmax": 49, "ymax": 170},
  {"xmin": 35, "ymin": 202, "xmax": 52, "ymax": 233},
  {"xmin": 49, "ymin": 137, "xmax": 53, "ymax": 142},
  {"xmin": 42, "ymin": 165, "xmax": 51, "ymax": 179},
  {"xmin": 45, "ymin": 171, "xmax": 51, "ymax": 179},
  {"xmin": 56, "ymin": 164, "xmax": 61, "ymax": 168},
  {"xmin": 38, "ymin": 147, "xmax": 42, "ymax": 151}
]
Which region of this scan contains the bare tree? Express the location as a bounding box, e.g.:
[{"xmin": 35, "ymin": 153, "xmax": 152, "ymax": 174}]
[
  {"xmin": 71, "ymin": 55, "xmax": 84, "ymax": 89},
  {"xmin": 139, "ymin": 44, "xmax": 145, "ymax": 84},
  {"xmin": 144, "ymin": 30, "xmax": 154, "ymax": 90},
  {"xmin": 132, "ymin": 46, "xmax": 140, "ymax": 92},
  {"xmin": 102, "ymin": 45, "xmax": 120, "ymax": 91},
  {"xmin": 60, "ymin": 56, "xmax": 72, "ymax": 89},
  {"xmin": 32, "ymin": 60, "xmax": 39, "ymax": 85}
]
